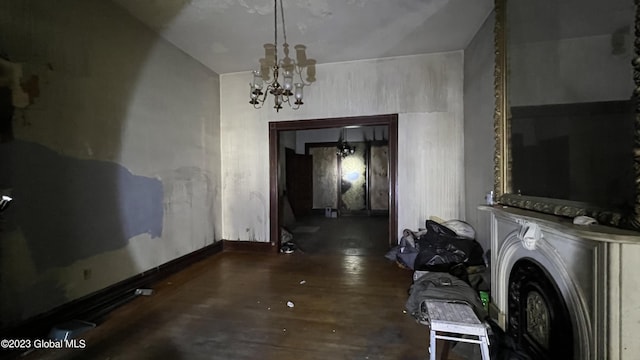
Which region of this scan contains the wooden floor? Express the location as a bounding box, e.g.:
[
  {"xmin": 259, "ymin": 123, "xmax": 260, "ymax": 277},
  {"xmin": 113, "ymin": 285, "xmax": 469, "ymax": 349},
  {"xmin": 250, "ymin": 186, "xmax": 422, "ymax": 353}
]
[{"xmin": 21, "ymin": 216, "xmax": 472, "ymax": 360}]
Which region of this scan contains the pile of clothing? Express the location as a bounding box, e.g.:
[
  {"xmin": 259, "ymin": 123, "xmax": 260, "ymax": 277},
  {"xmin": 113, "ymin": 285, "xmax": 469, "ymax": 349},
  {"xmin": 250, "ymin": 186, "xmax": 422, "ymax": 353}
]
[
  {"xmin": 388, "ymin": 219, "xmax": 536, "ymax": 359},
  {"xmin": 386, "ymin": 219, "xmax": 490, "ymax": 321}
]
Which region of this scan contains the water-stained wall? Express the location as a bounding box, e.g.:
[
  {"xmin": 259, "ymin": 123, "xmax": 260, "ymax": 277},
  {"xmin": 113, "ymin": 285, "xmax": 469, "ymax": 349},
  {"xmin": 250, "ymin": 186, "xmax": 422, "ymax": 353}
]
[
  {"xmin": 0, "ymin": 0, "xmax": 221, "ymax": 326},
  {"xmin": 220, "ymin": 52, "xmax": 464, "ymax": 242},
  {"xmin": 463, "ymin": 12, "xmax": 495, "ymax": 251}
]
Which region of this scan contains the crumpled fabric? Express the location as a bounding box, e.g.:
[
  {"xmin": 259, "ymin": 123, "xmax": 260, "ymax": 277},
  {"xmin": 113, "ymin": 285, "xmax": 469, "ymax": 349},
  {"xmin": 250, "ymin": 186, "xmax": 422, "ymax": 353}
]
[
  {"xmin": 384, "ymin": 228, "xmax": 427, "ymax": 269},
  {"xmin": 405, "ymin": 271, "xmax": 487, "ymax": 323}
]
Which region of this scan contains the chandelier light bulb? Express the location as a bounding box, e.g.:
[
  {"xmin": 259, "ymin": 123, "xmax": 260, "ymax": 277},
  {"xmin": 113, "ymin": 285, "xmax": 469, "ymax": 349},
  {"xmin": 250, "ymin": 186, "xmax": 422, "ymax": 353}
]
[
  {"xmin": 294, "ymin": 83, "xmax": 303, "ymax": 104},
  {"xmin": 252, "ymin": 70, "xmax": 264, "ymax": 91},
  {"xmin": 283, "ymin": 70, "xmax": 293, "ymax": 94}
]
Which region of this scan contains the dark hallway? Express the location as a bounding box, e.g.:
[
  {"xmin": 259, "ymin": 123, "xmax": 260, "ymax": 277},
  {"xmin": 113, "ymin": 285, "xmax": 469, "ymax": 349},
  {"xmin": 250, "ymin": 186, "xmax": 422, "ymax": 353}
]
[{"xmin": 287, "ymin": 215, "xmax": 390, "ymax": 256}]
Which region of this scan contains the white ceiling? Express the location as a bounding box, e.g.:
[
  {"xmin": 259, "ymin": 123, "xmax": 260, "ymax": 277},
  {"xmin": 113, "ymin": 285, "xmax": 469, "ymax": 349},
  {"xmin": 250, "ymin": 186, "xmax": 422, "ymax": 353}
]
[{"xmin": 113, "ymin": 0, "xmax": 494, "ymax": 74}]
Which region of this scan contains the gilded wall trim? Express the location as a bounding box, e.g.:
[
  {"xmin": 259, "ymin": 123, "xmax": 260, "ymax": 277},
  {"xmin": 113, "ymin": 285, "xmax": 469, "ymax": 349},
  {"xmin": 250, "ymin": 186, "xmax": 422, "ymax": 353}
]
[
  {"xmin": 630, "ymin": 0, "xmax": 640, "ymax": 229},
  {"xmin": 493, "ymin": 0, "xmax": 508, "ymax": 199}
]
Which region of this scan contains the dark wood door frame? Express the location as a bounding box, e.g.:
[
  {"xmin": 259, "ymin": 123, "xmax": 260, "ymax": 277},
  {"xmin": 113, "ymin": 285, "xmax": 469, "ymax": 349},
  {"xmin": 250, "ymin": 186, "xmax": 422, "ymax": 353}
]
[{"xmin": 269, "ymin": 114, "xmax": 398, "ymax": 251}]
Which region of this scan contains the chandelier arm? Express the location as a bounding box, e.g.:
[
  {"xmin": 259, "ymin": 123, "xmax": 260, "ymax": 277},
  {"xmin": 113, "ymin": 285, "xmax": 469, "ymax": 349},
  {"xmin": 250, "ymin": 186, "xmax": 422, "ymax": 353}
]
[
  {"xmin": 252, "ymin": 100, "xmax": 264, "ymax": 109},
  {"xmin": 292, "ymin": 66, "xmax": 312, "ymax": 86}
]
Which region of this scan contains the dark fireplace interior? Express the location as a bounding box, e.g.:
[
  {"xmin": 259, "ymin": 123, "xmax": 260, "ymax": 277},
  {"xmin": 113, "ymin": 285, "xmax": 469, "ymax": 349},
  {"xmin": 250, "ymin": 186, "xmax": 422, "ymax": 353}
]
[{"xmin": 508, "ymin": 258, "xmax": 573, "ymax": 360}]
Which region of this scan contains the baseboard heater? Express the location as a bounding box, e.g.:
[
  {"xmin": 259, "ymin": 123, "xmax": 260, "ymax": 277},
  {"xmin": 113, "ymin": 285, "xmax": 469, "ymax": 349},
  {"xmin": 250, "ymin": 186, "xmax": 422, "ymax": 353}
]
[{"xmin": 0, "ymin": 241, "xmax": 223, "ymax": 348}]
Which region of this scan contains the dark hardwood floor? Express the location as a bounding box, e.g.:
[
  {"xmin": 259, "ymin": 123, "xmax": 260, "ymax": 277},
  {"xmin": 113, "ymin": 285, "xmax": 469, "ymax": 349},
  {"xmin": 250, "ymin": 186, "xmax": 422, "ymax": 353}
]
[{"xmin": 20, "ymin": 216, "xmax": 468, "ymax": 360}]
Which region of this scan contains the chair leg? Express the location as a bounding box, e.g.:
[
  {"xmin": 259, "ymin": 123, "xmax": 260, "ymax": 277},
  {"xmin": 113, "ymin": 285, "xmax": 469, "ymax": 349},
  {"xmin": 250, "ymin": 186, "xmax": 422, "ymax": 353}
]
[
  {"xmin": 479, "ymin": 335, "xmax": 491, "ymax": 360},
  {"xmin": 429, "ymin": 330, "xmax": 436, "ymax": 360}
]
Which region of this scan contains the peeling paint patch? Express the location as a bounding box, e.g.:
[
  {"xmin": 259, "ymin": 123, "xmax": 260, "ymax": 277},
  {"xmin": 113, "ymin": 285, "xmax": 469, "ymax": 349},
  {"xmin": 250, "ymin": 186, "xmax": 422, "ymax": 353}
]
[
  {"xmin": 160, "ymin": 166, "xmax": 215, "ymax": 248},
  {"xmin": 237, "ymin": 0, "xmax": 271, "ymax": 15},
  {"xmin": 296, "ymin": 0, "xmax": 333, "ymax": 19},
  {"xmin": 296, "ymin": 22, "xmax": 308, "ymax": 35},
  {"xmin": 0, "ymin": 140, "xmax": 163, "ymax": 271},
  {"xmin": 347, "ymin": 0, "xmax": 370, "ymax": 7},
  {"xmin": 211, "ymin": 42, "xmax": 229, "ymax": 54}
]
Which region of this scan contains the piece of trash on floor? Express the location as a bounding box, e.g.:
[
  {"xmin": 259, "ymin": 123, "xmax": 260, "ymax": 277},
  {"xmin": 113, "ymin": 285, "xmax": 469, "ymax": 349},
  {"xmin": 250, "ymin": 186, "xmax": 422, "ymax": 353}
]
[
  {"xmin": 48, "ymin": 320, "xmax": 96, "ymax": 340},
  {"xmin": 283, "ymin": 328, "xmax": 286, "ymax": 332},
  {"xmin": 267, "ymin": 307, "xmax": 271, "ymax": 310},
  {"xmin": 135, "ymin": 288, "xmax": 153, "ymax": 296},
  {"xmin": 287, "ymin": 301, "xmax": 295, "ymax": 308},
  {"xmin": 299, "ymin": 280, "xmax": 306, "ymax": 285},
  {"xmin": 280, "ymin": 240, "xmax": 296, "ymax": 254}
]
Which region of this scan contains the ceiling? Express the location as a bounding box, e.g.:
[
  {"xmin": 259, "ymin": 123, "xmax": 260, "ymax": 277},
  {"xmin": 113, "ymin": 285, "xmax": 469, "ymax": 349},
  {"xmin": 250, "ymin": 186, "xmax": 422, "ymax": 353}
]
[{"xmin": 113, "ymin": 0, "xmax": 494, "ymax": 74}]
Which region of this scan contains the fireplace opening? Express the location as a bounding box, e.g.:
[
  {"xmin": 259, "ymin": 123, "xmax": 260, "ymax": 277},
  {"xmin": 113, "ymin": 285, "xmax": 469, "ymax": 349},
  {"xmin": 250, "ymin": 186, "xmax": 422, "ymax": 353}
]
[{"xmin": 508, "ymin": 258, "xmax": 573, "ymax": 359}]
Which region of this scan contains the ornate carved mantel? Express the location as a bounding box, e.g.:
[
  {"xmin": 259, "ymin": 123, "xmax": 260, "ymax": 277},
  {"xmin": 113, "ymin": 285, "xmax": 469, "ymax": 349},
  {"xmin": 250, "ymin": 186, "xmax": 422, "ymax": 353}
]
[{"xmin": 480, "ymin": 205, "xmax": 640, "ymax": 360}]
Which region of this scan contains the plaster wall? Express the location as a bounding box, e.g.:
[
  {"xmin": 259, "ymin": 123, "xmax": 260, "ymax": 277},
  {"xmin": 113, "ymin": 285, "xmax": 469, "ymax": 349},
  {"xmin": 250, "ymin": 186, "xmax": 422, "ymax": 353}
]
[
  {"xmin": 220, "ymin": 52, "xmax": 464, "ymax": 242},
  {"xmin": 463, "ymin": 12, "xmax": 495, "ymax": 251},
  {"xmin": 0, "ymin": 0, "xmax": 221, "ymax": 326}
]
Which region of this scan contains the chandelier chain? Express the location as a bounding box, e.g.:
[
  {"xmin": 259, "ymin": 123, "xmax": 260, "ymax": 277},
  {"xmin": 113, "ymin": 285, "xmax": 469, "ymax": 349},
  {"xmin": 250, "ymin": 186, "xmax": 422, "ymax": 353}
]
[
  {"xmin": 273, "ymin": 0, "xmax": 278, "ymax": 62},
  {"xmin": 279, "ymin": 0, "xmax": 287, "ymax": 46}
]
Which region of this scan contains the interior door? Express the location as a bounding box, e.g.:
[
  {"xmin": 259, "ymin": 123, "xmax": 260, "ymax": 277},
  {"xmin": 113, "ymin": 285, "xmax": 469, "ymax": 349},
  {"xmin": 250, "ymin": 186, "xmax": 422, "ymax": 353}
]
[
  {"xmin": 308, "ymin": 146, "xmax": 338, "ymax": 210},
  {"xmin": 369, "ymin": 144, "xmax": 389, "ymax": 212},
  {"xmin": 339, "ymin": 144, "xmax": 367, "ymax": 214},
  {"xmin": 285, "ymin": 148, "xmax": 313, "ymax": 217}
]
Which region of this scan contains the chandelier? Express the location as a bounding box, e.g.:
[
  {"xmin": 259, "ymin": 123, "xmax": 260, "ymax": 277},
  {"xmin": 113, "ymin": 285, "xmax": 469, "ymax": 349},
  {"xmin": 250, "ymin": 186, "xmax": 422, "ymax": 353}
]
[
  {"xmin": 336, "ymin": 128, "xmax": 356, "ymax": 158},
  {"xmin": 249, "ymin": 0, "xmax": 313, "ymax": 112}
]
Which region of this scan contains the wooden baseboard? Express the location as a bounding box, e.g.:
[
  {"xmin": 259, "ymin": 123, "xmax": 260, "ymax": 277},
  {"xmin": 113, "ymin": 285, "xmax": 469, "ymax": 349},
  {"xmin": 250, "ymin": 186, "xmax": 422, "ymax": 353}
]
[
  {"xmin": 0, "ymin": 241, "xmax": 224, "ymax": 345},
  {"xmin": 223, "ymin": 239, "xmax": 276, "ymax": 253}
]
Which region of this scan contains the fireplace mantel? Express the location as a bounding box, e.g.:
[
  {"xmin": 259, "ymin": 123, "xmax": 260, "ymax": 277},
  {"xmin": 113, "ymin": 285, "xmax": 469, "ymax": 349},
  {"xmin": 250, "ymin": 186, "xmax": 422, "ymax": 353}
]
[{"xmin": 479, "ymin": 205, "xmax": 640, "ymax": 360}]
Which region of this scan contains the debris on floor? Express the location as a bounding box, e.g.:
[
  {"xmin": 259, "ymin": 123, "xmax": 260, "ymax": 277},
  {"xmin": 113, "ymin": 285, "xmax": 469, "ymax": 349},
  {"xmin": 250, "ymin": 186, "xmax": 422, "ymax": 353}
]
[
  {"xmin": 49, "ymin": 319, "xmax": 96, "ymax": 340},
  {"xmin": 135, "ymin": 288, "xmax": 153, "ymax": 296},
  {"xmin": 280, "ymin": 240, "xmax": 297, "ymax": 254},
  {"xmin": 287, "ymin": 301, "xmax": 295, "ymax": 308}
]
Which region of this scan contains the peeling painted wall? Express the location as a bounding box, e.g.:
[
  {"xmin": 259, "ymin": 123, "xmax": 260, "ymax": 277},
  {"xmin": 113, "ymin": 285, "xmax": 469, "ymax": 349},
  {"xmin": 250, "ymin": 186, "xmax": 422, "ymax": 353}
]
[
  {"xmin": 0, "ymin": 0, "xmax": 221, "ymax": 326},
  {"xmin": 220, "ymin": 52, "xmax": 464, "ymax": 242}
]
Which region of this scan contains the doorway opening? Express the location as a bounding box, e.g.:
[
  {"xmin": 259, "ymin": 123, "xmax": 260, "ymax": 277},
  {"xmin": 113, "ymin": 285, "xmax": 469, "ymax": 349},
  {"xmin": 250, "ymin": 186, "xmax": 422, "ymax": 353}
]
[{"xmin": 269, "ymin": 114, "xmax": 398, "ymax": 253}]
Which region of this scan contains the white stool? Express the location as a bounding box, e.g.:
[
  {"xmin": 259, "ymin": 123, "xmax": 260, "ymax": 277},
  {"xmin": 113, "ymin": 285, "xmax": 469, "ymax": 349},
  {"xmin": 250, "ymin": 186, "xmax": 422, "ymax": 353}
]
[{"xmin": 424, "ymin": 300, "xmax": 490, "ymax": 360}]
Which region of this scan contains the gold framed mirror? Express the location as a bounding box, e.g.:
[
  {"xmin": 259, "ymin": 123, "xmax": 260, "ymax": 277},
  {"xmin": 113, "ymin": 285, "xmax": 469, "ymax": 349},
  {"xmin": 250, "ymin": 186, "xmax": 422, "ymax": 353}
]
[{"xmin": 493, "ymin": 0, "xmax": 640, "ymax": 230}]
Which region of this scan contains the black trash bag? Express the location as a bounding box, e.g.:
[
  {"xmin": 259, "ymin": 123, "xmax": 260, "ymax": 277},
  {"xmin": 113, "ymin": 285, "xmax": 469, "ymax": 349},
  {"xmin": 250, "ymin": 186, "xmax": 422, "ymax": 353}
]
[{"xmin": 414, "ymin": 220, "xmax": 485, "ymax": 272}]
